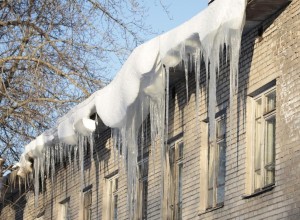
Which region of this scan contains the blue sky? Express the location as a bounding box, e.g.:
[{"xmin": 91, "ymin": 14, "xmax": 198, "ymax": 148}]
[
  {"xmin": 106, "ymin": 1, "xmax": 208, "ymax": 79},
  {"xmin": 145, "ymin": 0, "xmax": 208, "ymax": 36}
]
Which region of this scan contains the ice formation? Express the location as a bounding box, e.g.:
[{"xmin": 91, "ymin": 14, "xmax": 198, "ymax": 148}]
[{"xmin": 15, "ymin": 0, "xmax": 246, "ymax": 216}]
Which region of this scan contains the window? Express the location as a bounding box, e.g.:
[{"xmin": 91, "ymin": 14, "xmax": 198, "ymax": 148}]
[
  {"xmin": 104, "ymin": 174, "xmax": 118, "ymax": 220},
  {"xmin": 138, "ymin": 159, "xmax": 149, "ymax": 220},
  {"xmin": 207, "ymin": 117, "xmax": 226, "ymax": 208},
  {"xmin": 58, "ymin": 198, "xmax": 69, "ymax": 220},
  {"xmin": 83, "ymin": 190, "xmax": 92, "ymax": 220},
  {"xmin": 59, "ymin": 203, "xmax": 68, "ymax": 220},
  {"xmin": 168, "ymin": 139, "xmax": 184, "ymax": 220},
  {"xmin": 251, "ymin": 87, "xmax": 276, "ymax": 191}
]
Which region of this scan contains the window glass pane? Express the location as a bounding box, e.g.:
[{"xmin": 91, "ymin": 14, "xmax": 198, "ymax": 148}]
[
  {"xmin": 252, "ymin": 87, "xmax": 276, "ymax": 191},
  {"xmin": 254, "ymin": 118, "xmax": 262, "ymax": 190},
  {"xmin": 208, "ymin": 144, "xmax": 214, "ymax": 207},
  {"xmin": 216, "ymin": 119, "xmax": 226, "ymax": 139},
  {"xmin": 107, "ymin": 176, "xmax": 118, "ymax": 220},
  {"xmin": 138, "ymin": 160, "xmax": 148, "ymax": 220},
  {"xmin": 265, "ymin": 117, "xmax": 276, "ymax": 185},
  {"xmin": 265, "ymin": 90, "xmax": 276, "ymax": 113},
  {"xmin": 207, "ymin": 188, "xmax": 213, "ymax": 208},
  {"xmin": 254, "ymin": 169, "xmax": 261, "ymax": 190},
  {"xmin": 178, "ymin": 142, "xmax": 184, "ymax": 159},
  {"xmin": 168, "ymin": 139, "xmax": 183, "ymax": 218},
  {"xmin": 217, "ymin": 142, "xmax": 226, "ymax": 186},
  {"xmin": 208, "ymin": 145, "xmax": 214, "ymax": 191},
  {"xmin": 113, "ymin": 195, "xmax": 118, "ymax": 220},
  {"xmin": 142, "ymin": 162, "xmax": 149, "ymax": 178},
  {"xmin": 217, "ymin": 185, "xmax": 225, "ymax": 205},
  {"xmin": 169, "ymin": 147, "xmax": 175, "ymax": 178}
]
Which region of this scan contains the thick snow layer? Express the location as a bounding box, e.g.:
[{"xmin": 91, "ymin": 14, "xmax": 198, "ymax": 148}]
[{"xmin": 16, "ymin": 0, "xmax": 246, "ymax": 210}]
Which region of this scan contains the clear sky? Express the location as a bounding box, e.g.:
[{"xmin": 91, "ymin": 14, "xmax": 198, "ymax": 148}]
[
  {"xmin": 144, "ymin": 0, "xmax": 208, "ymax": 37},
  {"xmin": 107, "ymin": 1, "xmax": 209, "ymax": 79}
]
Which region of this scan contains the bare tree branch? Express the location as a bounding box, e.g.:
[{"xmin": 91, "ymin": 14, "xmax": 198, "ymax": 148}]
[{"xmin": 0, "ymin": 0, "xmax": 151, "ymax": 165}]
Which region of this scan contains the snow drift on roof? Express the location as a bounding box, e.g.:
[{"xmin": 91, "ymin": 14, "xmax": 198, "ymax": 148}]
[{"xmin": 16, "ymin": 0, "xmax": 246, "ymax": 213}]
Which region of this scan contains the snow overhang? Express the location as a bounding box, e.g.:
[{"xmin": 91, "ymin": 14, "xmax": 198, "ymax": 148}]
[
  {"xmin": 244, "ymin": 0, "xmax": 292, "ymax": 32},
  {"xmin": 16, "ymin": 0, "xmax": 247, "ymax": 178},
  {"xmin": 167, "ymin": 0, "xmax": 292, "ymax": 85}
]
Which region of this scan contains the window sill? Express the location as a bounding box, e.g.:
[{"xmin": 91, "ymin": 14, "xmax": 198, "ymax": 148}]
[
  {"xmin": 242, "ymin": 184, "xmax": 275, "ymax": 199},
  {"xmin": 198, "ymin": 204, "xmax": 224, "ymax": 216}
]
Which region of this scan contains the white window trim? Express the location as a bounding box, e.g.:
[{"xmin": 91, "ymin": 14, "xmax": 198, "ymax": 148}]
[
  {"xmin": 137, "ymin": 157, "xmax": 149, "ymax": 220},
  {"xmin": 199, "ymin": 113, "xmax": 226, "ymax": 213},
  {"xmin": 164, "ymin": 137, "xmax": 184, "ymax": 220},
  {"xmin": 167, "ymin": 137, "xmax": 184, "ymax": 219},
  {"xmin": 57, "ymin": 198, "xmax": 70, "ymax": 220},
  {"xmin": 209, "ymin": 116, "xmax": 226, "ymax": 208},
  {"xmin": 102, "ymin": 173, "xmax": 119, "ymax": 220},
  {"xmin": 245, "ymin": 86, "xmax": 276, "ymax": 195},
  {"xmin": 199, "ymin": 121, "xmax": 209, "ymax": 213}
]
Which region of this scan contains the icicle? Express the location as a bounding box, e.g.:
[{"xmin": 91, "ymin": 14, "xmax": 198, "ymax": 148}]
[
  {"xmin": 165, "ymin": 66, "xmax": 170, "ymax": 144},
  {"xmin": 50, "ymin": 147, "xmax": 55, "ymax": 184},
  {"xmin": 34, "ymin": 158, "xmax": 40, "ymax": 207},
  {"xmin": 123, "ymin": 98, "xmax": 142, "ymax": 220},
  {"xmin": 159, "ymin": 66, "xmax": 169, "ymax": 220},
  {"xmin": 16, "ymin": 2, "xmax": 247, "ymax": 219},
  {"xmin": 59, "ymin": 143, "xmax": 63, "ymax": 164},
  {"xmin": 121, "ymin": 127, "xmax": 127, "ymax": 172},
  {"xmin": 45, "ymin": 147, "xmax": 50, "ymax": 178},
  {"xmin": 117, "ymin": 129, "xmax": 122, "ymax": 171},
  {"xmin": 208, "ymin": 62, "xmax": 216, "ymax": 141},
  {"xmin": 195, "ymin": 49, "xmax": 202, "ymax": 138},
  {"xmin": 112, "ymin": 128, "xmax": 119, "ymax": 167},
  {"xmin": 40, "ymin": 157, "xmax": 45, "ymax": 194},
  {"xmin": 184, "ymin": 55, "xmax": 189, "ymax": 104},
  {"xmin": 68, "ymin": 145, "xmax": 74, "ymax": 183},
  {"xmin": 189, "ymin": 52, "xmax": 193, "ymax": 72},
  {"xmin": 89, "ymin": 133, "xmax": 94, "ymax": 160},
  {"xmin": 149, "ymin": 100, "xmax": 157, "ymax": 173},
  {"xmin": 73, "ymin": 144, "xmax": 78, "ymax": 167},
  {"xmin": 228, "ymin": 19, "xmax": 244, "ymax": 157},
  {"xmin": 78, "ymin": 135, "xmax": 84, "ymax": 189}
]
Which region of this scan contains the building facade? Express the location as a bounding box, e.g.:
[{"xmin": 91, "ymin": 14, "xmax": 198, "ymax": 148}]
[{"xmin": 1, "ymin": 0, "xmax": 300, "ymax": 219}]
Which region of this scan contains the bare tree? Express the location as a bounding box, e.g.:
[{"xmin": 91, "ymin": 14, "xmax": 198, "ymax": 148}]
[{"xmin": 0, "ymin": 0, "xmax": 150, "ymax": 165}]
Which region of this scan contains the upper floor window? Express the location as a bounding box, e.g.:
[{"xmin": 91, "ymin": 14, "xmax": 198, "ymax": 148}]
[
  {"xmin": 138, "ymin": 158, "xmax": 149, "ymax": 220},
  {"xmin": 103, "ymin": 173, "xmax": 119, "ymax": 220},
  {"xmin": 137, "ymin": 138, "xmax": 149, "ymax": 220},
  {"xmin": 251, "ymin": 87, "xmax": 276, "ymax": 191},
  {"xmin": 58, "ymin": 198, "xmax": 69, "ymax": 220},
  {"xmin": 168, "ymin": 138, "xmax": 184, "ymax": 220},
  {"xmin": 208, "ymin": 116, "xmax": 226, "ymax": 209},
  {"xmin": 83, "ymin": 190, "xmax": 92, "ymax": 220}
]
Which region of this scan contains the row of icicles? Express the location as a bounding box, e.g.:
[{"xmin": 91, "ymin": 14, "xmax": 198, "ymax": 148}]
[{"xmin": 13, "ymin": 35, "xmax": 242, "ymax": 219}]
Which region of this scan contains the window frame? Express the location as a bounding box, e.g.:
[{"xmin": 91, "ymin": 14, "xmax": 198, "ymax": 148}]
[
  {"xmin": 103, "ymin": 173, "xmax": 119, "ymax": 220},
  {"xmin": 137, "ymin": 157, "xmax": 149, "ymax": 220},
  {"xmin": 207, "ymin": 115, "xmax": 226, "ymax": 209},
  {"xmin": 167, "ymin": 137, "xmax": 184, "ymax": 220},
  {"xmin": 250, "ymin": 86, "xmax": 276, "ymax": 193},
  {"xmin": 58, "ymin": 197, "xmax": 70, "ymax": 220},
  {"xmin": 83, "ymin": 190, "xmax": 92, "ymax": 220}
]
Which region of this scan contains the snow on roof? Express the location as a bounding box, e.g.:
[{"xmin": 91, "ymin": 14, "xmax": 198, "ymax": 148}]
[{"xmin": 17, "ymin": 0, "xmax": 246, "ymax": 177}]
